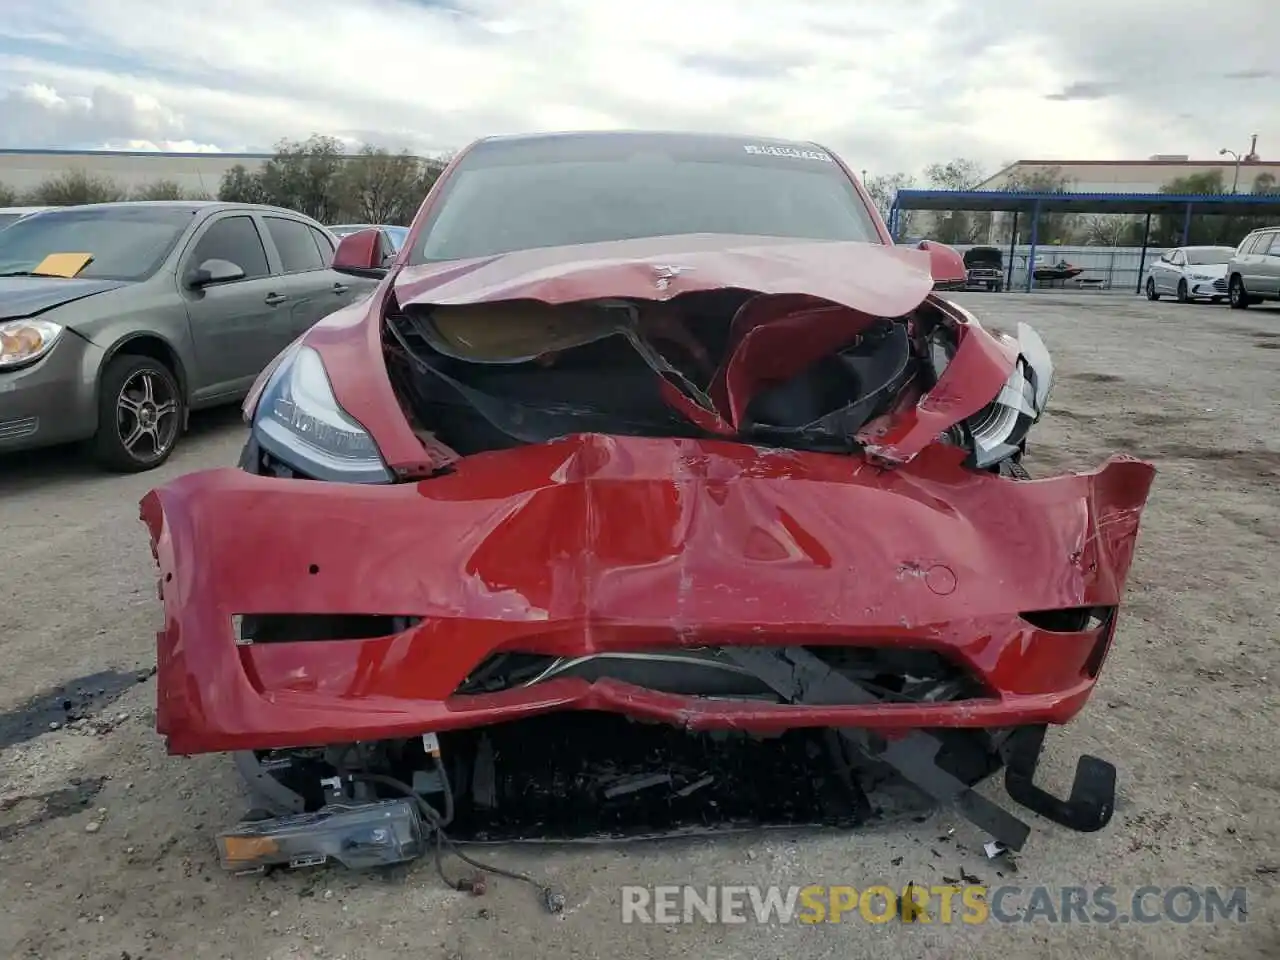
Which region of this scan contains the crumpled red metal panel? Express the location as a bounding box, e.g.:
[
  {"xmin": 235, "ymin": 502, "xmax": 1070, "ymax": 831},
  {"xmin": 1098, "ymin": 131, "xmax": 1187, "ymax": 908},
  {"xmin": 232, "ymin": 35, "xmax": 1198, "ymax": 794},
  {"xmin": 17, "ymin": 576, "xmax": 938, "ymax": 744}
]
[
  {"xmin": 141, "ymin": 435, "xmax": 1156, "ymax": 754},
  {"xmin": 293, "ymin": 236, "xmax": 968, "ymax": 477}
]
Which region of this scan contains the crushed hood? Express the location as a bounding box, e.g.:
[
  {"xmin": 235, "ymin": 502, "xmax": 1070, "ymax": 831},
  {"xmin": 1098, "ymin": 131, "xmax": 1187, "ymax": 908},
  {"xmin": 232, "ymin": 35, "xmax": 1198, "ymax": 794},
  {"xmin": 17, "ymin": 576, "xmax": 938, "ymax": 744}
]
[
  {"xmin": 0, "ymin": 275, "xmax": 129, "ymax": 322},
  {"xmin": 393, "ymin": 234, "xmax": 935, "ymax": 318}
]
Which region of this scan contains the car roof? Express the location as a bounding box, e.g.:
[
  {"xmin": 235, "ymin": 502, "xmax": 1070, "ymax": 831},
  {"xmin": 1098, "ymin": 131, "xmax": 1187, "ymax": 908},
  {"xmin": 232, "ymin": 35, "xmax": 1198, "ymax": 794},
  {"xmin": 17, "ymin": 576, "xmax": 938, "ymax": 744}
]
[
  {"xmin": 473, "ymin": 129, "xmax": 829, "ymax": 154},
  {"xmin": 37, "ymin": 200, "xmax": 319, "ymax": 218}
]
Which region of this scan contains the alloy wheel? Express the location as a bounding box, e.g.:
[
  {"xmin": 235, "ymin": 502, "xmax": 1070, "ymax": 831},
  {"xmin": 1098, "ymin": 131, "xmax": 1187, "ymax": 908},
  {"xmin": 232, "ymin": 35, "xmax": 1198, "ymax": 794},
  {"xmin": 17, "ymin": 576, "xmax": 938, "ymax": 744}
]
[{"xmin": 116, "ymin": 369, "xmax": 180, "ymax": 464}]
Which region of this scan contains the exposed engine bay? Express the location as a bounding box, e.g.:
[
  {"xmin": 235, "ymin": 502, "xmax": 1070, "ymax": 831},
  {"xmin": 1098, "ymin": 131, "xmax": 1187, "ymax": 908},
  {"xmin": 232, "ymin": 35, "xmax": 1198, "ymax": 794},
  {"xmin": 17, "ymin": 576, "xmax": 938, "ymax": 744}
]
[{"xmin": 373, "ymin": 288, "xmax": 1035, "ymax": 470}]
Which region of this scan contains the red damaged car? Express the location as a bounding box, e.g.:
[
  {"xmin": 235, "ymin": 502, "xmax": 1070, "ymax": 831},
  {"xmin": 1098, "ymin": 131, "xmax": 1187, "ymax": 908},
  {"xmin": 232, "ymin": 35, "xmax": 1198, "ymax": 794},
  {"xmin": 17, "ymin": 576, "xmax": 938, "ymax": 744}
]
[{"xmin": 141, "ymin": 132, "xmax": 1155, "ymax": 883}]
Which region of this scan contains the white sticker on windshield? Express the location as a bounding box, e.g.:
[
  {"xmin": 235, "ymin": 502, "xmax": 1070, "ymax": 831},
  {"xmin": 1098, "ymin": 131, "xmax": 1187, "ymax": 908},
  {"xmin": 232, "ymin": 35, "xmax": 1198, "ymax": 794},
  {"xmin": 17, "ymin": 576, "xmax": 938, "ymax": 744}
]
[{"xmin": 743, "ymin": 144, "xmax": 833, "ymax": 162}]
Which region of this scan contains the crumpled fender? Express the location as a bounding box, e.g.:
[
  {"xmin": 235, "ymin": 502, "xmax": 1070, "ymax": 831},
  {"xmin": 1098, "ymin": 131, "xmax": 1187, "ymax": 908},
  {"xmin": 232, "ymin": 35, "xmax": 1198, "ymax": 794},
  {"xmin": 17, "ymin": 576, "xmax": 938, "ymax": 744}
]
[{"xmin": 141, "ymin": 436, "xmax": 1156, "ymax": 754}]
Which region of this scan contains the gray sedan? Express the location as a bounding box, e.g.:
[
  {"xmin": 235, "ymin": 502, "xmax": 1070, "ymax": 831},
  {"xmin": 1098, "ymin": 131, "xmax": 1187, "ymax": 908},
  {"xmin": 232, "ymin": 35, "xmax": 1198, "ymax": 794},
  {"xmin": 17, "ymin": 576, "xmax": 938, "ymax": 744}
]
[{"xmin": 0, "ymin": 201, "xmax": 377, "ymax": 471}]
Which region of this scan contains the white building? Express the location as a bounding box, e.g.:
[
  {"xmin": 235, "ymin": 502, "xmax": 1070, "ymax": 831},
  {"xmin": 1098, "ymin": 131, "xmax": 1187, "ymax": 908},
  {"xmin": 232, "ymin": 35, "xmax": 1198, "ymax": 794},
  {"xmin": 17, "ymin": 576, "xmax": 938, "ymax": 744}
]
[
  {"xmin": 977, "ymin": 156, "xmax": 1280, "ymax": 194},
  {"xmin": 0, "ymin": 148, "xmax": 278, "ymax": 197}
]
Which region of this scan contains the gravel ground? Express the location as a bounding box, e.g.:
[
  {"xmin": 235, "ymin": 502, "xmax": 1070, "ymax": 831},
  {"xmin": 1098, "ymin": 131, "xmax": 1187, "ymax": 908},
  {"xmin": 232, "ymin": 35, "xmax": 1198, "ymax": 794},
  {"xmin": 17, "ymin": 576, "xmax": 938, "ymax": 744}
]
[{"xmin": 1, "ymin": 293, "xmax": 1277, "ymax": 960}]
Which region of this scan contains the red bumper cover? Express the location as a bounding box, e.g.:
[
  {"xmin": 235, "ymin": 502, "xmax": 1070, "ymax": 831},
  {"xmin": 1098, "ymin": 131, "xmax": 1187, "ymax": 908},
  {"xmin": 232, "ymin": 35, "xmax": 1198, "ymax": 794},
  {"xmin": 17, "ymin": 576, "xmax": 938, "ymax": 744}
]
[{"xmin": 141, "ymin": 435, "xmax": 1155, "ymax": 755}]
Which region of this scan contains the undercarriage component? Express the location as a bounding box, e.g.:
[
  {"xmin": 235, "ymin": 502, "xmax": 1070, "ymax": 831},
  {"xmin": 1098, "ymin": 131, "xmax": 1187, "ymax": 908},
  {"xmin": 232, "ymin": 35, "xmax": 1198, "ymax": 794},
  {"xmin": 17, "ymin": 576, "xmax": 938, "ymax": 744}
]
[{"xmin": 719, "ymin": 646, "xmax": 1117, "ymax": 852}]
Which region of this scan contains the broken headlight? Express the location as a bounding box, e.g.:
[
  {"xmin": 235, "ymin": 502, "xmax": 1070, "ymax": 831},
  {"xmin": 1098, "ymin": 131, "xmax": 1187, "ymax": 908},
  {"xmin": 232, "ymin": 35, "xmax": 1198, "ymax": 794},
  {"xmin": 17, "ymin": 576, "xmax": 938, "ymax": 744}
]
[
  {"xmin": 966, "ymin": 322, "xmax": 1053, "ymax": 469},
  {"xmin": 253, "ymin": 344, "xmax": 393, "ymax": 483}
]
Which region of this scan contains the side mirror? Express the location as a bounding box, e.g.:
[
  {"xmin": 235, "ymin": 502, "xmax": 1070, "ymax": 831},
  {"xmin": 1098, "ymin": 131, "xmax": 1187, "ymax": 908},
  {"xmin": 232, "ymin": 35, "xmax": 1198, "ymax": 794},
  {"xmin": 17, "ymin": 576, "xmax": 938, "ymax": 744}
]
[
  {"xmin": 916, "ymin": 240, "xmax": 967, "ymax": 289},
  {"xmin": 186, "ymin": 258, "xmax": 245, "ymax": 288},
  {"xmin": 333, "ymin": 229, "xmax": 389, "ymax": 279}
]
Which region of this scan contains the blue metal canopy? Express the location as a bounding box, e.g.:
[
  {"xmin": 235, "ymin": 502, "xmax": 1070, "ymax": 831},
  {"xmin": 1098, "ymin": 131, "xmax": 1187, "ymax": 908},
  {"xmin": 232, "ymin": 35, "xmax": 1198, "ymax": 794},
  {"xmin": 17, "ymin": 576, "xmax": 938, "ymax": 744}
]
[{"xmin": 887, "ymin": 189, "xmax": 1280, "ymax": 294}]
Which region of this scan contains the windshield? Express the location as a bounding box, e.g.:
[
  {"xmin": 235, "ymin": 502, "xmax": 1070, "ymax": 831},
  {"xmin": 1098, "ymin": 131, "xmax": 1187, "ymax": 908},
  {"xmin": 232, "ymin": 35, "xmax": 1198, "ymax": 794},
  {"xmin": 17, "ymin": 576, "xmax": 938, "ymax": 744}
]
[
  {"xmin": 0, "ymin": 213, "xmax": 23, "ymax": 230},
  {"xmin": 1184, "ymin": 247, "xmax": 1235, "ymax": 265},
  {"xmin": 0, "ymin": 206, "xmax": 197, "ymax": 280},
  {"xmin": 410, "ymin": 134, "xmax": 880, "ymax": 263}
]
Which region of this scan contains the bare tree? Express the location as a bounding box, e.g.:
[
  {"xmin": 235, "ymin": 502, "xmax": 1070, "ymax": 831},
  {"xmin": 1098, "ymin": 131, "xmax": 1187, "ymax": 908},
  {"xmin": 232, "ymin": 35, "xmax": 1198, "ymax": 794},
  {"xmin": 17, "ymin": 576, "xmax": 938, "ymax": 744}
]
[
  {"xmin": 131, "ymin": 179, "xmax": 188, "ymax": 201},
  {"xmin": 865, "ymin": 171, "xmax": 916, "ymax": 234},
  {"xmin": 923, "ymin": 159, "xmax": 985, "ymax": 191},
  {"xmin": 0, "ymin": 181, "xmax": 16, "ymax": 206},
  {"xmin": 921, "ymin": 159, "xmax": 987, "ymax": 244}
]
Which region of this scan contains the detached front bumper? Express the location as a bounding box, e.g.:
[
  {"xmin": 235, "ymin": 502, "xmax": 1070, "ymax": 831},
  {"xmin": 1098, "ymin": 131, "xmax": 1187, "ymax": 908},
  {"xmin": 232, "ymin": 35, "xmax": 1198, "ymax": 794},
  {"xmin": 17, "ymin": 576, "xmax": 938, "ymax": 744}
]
[{"xmin": 142, "ymin": 435, "xmax": 1155, "ymax": 756}]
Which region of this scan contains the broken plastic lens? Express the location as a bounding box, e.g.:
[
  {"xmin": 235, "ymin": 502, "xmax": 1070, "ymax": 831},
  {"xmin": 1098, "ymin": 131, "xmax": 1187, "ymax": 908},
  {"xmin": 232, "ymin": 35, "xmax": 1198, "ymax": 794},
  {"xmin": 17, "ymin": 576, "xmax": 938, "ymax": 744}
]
[
  {"xmin": 254, "ymin": 345, "xmax": 393, "ymax": 483},
  {"xmin": 0, "ymin": 319, "xmax": 62, "ymax": 368},
  {"xmin": 217, "ymin": 799, "xmax": 426, "ymax": 872}
]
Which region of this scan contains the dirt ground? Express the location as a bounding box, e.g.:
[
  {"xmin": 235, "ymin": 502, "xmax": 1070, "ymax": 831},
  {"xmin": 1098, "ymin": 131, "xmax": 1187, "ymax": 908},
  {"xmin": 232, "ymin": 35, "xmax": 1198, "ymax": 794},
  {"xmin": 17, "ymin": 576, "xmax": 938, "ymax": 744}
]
[{"xmin": 1, "ymin": 292, "xmax": 1277, "ymax": 960}]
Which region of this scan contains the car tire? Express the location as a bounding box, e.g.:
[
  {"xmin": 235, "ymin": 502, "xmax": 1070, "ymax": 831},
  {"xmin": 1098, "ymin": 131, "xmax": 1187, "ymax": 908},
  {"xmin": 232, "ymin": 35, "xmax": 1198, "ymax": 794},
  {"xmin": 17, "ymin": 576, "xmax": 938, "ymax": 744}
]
[
  {"xmin": 1229, "ymin": 275, "xmax": 1249, "ymax": 310},
  {"xmin": 91, "ymin": 353, "xmax": 186, "ymax": 472},
  {"xmin": 1145, "ymin": 277, "xmax": 1159, "ymax": 301},
  {"xmin": 1176, "ymin": 279, "xmax": 1190, "ymax": 303}
]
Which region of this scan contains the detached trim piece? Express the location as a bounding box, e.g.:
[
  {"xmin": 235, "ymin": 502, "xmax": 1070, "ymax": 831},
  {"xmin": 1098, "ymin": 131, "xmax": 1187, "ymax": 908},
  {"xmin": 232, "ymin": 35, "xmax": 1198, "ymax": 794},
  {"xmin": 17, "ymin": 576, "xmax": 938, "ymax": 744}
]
[{"xmin": 722, "ymin": 646, "xmax": 1116, "ymax": 851}]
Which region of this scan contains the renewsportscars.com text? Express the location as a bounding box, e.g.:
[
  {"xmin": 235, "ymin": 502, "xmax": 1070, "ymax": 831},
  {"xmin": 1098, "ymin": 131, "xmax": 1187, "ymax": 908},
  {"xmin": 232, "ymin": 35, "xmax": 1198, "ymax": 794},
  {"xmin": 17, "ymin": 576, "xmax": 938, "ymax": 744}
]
[{"xmin": 620, "ymin": 884, "xmax": 1249, "ymax": 925}]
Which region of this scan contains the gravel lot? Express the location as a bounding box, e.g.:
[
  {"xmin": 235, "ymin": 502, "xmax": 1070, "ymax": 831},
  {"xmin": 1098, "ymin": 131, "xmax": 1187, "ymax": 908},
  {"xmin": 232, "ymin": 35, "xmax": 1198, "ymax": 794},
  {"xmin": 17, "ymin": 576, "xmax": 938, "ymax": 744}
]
[{"xmin": 1, "ymin": 293, "xmax": 1277, "ymax": 960}]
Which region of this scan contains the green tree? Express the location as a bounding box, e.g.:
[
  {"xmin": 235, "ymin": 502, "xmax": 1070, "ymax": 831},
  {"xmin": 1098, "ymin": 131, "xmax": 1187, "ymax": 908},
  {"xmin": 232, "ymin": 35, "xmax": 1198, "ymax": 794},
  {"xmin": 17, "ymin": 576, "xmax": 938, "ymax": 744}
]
[
  {"xmin": 217, "ymin": 163, "xmax": 270, "ymax": 204},
  {"xmin": 24, "ymin": 169, "xmax": 127, "ymax": 205},
  {"xmin": 260, "ymin": 134, "xmax": 348, "ymax": 222},
  {"xmin": 340, "ymin": 145, "xmax": 428, "ymax": 224},
  {"xmin": 131, "ymin": 179, "xmax": 188, "ymax": 201}
]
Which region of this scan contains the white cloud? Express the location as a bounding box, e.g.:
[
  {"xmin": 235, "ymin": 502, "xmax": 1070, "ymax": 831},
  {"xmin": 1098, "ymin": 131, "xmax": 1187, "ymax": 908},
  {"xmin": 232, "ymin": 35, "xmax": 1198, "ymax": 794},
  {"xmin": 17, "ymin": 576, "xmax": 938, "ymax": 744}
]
[{"xmin": 0, "ymin": 0, "xmax": 1276, "ymax": 178}]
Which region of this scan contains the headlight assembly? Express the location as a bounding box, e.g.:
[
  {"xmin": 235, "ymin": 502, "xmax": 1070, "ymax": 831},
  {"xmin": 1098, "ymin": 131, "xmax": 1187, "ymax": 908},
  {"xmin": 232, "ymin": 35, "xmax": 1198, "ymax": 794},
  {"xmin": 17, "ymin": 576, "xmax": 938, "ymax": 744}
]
[
  {"xmin": 253, "ymin": 345, "xmax": 392, "ymax": 483},
  {"xmin": 0, "ymin": 319, "xmax": 63, "ymax": 369},
  {"xmin": 966, "ymin": 322, "xmax": 1054, "ymax": 470}
]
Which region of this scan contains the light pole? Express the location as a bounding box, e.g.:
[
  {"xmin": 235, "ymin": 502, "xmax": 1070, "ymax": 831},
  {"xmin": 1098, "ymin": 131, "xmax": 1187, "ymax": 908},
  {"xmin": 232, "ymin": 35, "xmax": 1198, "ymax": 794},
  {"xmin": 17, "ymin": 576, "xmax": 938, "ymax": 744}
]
[{"xmin": 1219, "ymin": 147, "xmax": 1243, "ymax": 193}]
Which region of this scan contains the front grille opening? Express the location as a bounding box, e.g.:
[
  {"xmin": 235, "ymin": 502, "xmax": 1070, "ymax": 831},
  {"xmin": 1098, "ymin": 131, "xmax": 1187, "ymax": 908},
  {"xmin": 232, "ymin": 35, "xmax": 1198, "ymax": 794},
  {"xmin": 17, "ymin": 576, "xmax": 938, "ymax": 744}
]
[
  {"xmin": 234, "ymin": 614, "xmax": 422, "ymax": 645},
  {"xmin": 1019, "ymin": 606, "xmax": 1115, "ymax": 634},
  {"xmin": 456, "ymin": 645, "xmax": 988, "ymax": 704},
  {"xmin": 254, "ymin": 713, "xmax": 971, "ymax": 841}
]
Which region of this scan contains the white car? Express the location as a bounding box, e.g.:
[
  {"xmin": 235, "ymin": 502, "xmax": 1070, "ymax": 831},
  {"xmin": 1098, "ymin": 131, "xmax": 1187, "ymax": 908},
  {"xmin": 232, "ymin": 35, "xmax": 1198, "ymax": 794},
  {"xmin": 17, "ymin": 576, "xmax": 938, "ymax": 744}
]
[{"xmin": 1145, "ymin": 245, "xmax": 1236, "ymax": 303}]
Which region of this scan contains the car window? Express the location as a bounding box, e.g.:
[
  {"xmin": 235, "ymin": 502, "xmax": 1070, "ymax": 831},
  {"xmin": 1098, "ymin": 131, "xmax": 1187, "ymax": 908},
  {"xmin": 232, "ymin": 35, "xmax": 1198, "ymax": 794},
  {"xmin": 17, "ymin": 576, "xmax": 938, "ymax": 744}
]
[
  {"xmin": 265, "ymin": 216, "xmax": 325, "ymax": 273},
  {"xmin": 0, "ymin": 206, "xmax": 198, "ymax": 281},
  {"xmin": 188, "ymin": 215, "xmax": 270, "ymax": 280},
  {"xmin": 1262, "ymin": 233, "xmax": 1280, "ymax": 256},
  {"xmin": 1239, "ymin": 234, "xmax": 1262, "ymax": 255},
  {"xmin": 411, "ymin": 135, "xmax": 881, "ymax": 263},
  {"xmin": 1170, "ymin": 251, "xmax": 1185, "ymax": 266},
  {"xmin": 308, "ymin": 226, "xmax": 335, "ymax": 267}
]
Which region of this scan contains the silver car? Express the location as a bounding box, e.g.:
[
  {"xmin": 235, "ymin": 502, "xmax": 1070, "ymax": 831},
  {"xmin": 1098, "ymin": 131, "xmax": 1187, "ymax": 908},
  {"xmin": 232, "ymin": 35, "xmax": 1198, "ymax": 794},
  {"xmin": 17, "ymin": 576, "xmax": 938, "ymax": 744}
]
[
  {"xmin": 0, "ymin": 201, "xmax": 378, "ymax": 471},
  {"xmin": 1144, "ymin": 245, "xmax": 1235, "ymax": 303},
  {"xmin": 1225, "ymin": 226, "xmax": 1280, "ymax": 309},
  {"xmin": 0, "ymin": 206, "xmax": 55, "ymax": 230}
]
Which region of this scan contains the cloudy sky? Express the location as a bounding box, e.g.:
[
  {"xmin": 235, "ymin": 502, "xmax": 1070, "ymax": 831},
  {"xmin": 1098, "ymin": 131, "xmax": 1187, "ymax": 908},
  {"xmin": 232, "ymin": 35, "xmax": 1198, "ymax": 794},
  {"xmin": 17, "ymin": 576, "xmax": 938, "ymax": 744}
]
[{"xmin": 0, "ymin": 0, "xmax": 1276, "ymax": 178}]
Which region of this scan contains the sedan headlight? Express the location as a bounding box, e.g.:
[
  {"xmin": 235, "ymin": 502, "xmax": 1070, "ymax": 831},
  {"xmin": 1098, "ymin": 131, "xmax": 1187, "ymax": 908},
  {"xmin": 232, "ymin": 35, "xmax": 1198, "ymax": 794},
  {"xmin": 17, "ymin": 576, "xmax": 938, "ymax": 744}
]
[
  {"xmin": 0, "ymin": 319, "xmax": 63, "ymax": 369},
  {"xmin": 966, "ymin": 322, "xmax": 1053, "ymax": 469},
  {"xmin": 253, "ymin": 344, "xmax": 392, "ymax": 483}
]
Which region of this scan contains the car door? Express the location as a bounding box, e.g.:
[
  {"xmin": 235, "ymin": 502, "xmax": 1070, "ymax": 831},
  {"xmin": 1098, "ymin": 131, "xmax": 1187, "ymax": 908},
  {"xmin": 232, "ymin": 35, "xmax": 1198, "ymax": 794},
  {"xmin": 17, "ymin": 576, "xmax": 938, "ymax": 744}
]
[
  {"xmin": 1257, "ymin": 233, "xmax": 1280, "ymax": 297},
  {"xmin": 1238, "ymin": 233, "xmax": 1268, "ymax": 293},
  {"xmin": 1158, "ymin": 250, "xmax": 1182, "ymax": 293},
  {"xmin": 258, "ymin": 215, "xmax": 370, "ymax": 334},
  {"xmin": 180, "ymin": 212, "xmax": 297, "ymax": 401},
  {"xmin": 306, "ymin": 222, "xmax": 379, "ymax": 308}
]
